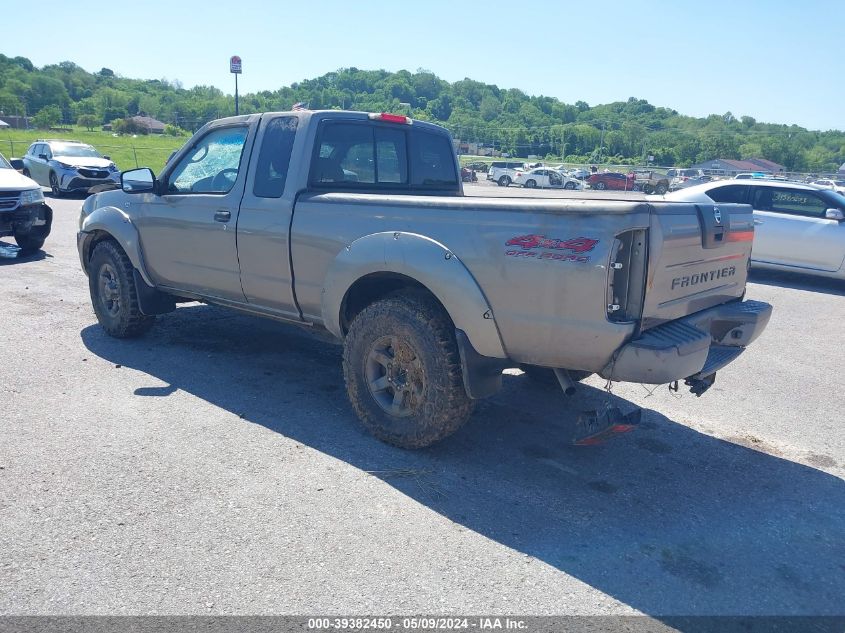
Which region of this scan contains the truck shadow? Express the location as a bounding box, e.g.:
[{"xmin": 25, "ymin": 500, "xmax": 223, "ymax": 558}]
[{"xmin": 80, "ymin": 304, "xmax": 845, "ymax": 618}]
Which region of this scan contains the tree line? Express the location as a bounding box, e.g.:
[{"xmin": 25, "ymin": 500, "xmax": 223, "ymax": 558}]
[{"xmin": 1, "ymin": 55, "xmax": 843, "ymax": 171}]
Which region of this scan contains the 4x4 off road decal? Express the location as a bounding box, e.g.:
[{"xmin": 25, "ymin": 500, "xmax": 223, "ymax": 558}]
[{"xmin": 505, "ymin": 234, "xmax": 599, "ymax": 263}]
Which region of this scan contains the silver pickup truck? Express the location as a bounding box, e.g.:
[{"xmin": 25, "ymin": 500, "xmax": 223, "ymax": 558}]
[{"xmin": 77, "ymin": 110, "xmax": 771, "ymax": 448}]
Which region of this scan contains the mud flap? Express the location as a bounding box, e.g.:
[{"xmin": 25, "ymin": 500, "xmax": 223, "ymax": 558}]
[
  {"xmin": 572, "ymin": 406, "xmax": 642, "ymax": 445},
  {"xmin": 133, "ymin": 270, "xmax": 176, "ymax": 316}
]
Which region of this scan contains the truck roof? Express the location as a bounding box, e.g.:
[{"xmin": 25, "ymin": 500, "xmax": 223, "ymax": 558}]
[{"xmin": 207, "ymin": 110, "xmax": 452, "ymax": 136}]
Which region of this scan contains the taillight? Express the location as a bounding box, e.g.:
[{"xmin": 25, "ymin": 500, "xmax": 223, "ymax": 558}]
[{"xmin": 368, "ymin": 112, "xmax": 412, "ymax": 124}]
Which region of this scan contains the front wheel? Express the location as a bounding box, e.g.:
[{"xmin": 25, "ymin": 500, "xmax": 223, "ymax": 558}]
[
  {"xmin": 524, "ymin": 179, "xmax": 536, "ymax": 189},
  {"xmin": 564, "ymin": 181, "xmax": 576, "ymax": 190},
  {"xmin": 343, "ymin": 292, "xmax": 474, "ymax": 448},
  {"xmin": 49, "ymin": 172, "xmax": 62, "ymax": 198},
  {"xmin": 14, "ymin": 230, "xmax": 48, "ymax": 255},
  {"xmin": 89, "ymin": 240, "xmax": 155, "ymax": 338},
  {"xmin": 593, "ymin": 181, "xmax": 606, "ymax": 190},
  {"xmin": 498, "ymin": 175, "xmax": 511, "ymax": 187}
]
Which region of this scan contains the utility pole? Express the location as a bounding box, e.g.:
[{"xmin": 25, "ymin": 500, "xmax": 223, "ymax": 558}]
[
  {"xmin": 598, "ymin": 120, "xmax": 606, "ymax": 164},
  {"xmin": 230, "ymin": 56, "xmax": 242, "ymax": 116}
]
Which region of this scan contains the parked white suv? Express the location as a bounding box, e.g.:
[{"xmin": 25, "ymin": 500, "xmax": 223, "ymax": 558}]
[{"xmin": 0, "ymin": 152, "xmax": 52, "ymax": 254}]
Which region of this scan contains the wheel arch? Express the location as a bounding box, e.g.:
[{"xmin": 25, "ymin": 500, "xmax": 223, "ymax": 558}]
[
  {"xmin": 322, "ymin": 231, "xmax": 507, "ymax": 360},
  {"xmin": 79, "ymin": 206, "xmax": 153, "ymax": 286}
]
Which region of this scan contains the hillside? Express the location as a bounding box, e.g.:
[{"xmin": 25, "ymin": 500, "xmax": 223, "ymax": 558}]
[{"xmin": 1, "ymin": 54, "xmax": 843, "ymax": 171}]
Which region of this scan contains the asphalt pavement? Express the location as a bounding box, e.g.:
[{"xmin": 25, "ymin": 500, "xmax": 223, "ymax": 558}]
[{"xmin": 1, "ymin": 192, "xmax": 843, "ymax": 618}]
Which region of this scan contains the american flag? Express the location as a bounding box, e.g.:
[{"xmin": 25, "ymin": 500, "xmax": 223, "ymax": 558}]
[{"xmin": 292, "ymin": 102, "xmax": 308, "ymax": 111}]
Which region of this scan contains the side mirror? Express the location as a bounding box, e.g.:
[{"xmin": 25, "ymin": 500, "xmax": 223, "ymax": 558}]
[
  {"xmin": 9, "ymin": 158, "xmax": 23, "ymax": 171},
  {"xmin": 38, "ymin": 153, "xmax": 48, "ymax": 160},
  {"xmin": 825, "ymin": 208, "xmax": 844, "ymax": 221},
  {"xmin": 121, "ymin": 167, "xmax": 156, "ymax": 194}
]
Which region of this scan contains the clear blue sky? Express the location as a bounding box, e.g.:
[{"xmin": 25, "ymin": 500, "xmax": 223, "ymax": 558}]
[{"xmin": 4, "ymin": 0, "xmax": 842, "ymax": 131}]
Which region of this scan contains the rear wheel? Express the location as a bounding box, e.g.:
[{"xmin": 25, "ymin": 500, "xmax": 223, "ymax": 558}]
[
  {"xmin": 89, "ymin": 240, "xmax": 155, "ymax": 338},
  {"xmin": 498, "ymin": 175, "xmax": 511, "ymax": 187},
  {"xmin": 343, "ymin": 292, "xmax": 473, "ymax": 448},
  {"xmin": 655, "ymin": 183, "xmax": 668, "ymax": 195}
]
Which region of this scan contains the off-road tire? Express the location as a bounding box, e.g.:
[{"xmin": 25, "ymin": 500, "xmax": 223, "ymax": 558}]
[
  {"xmin": 343, "ymin": 292, "xmax": 474, "ymax": 448},
  {"xmin": 89, "ymin": 240, "xmax": 155, "ymax": 338},
  {"xmin": 520, "ymin": 364, "xmax": 593, "ymax": 385}
]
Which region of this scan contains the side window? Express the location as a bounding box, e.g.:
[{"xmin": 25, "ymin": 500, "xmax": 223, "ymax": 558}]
[
  {"xmin": 253, "ymin": 117, "xmax": 298, "ymax": 198},
  {"xmin": 753, "ymin": 187, "xmax": 827, "ymax": 218},
  {"xmin": 708, "ymin": 185, "xmax": 748, "ymax": 204},
  {"xmin": 168, "ymin": 127, "xmax": 248, "ymax": 194},
  {"xmin": 410, "ymin": 131, "xmax": 457, "ymax": 188}
]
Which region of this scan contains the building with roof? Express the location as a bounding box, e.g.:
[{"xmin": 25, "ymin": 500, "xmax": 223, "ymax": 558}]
[
  {"xmin": 690, "ymin": 158, "xmax": 786, "ymax": 176},
  {"xmin": 129, "ymin": 114, "xmax": 167, "ymax": 134}
]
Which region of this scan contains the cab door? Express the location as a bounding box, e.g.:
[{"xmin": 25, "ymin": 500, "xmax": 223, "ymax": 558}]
[
  {"xmin": 750, "ymin": 186, "xmax": 845, "ymax": 271},
  {"xmin": 235, "ymin": 115, "xmax": 302, "ymax": 317},
  {"xmin": 133, "ymin": 124, "xmax": 253, "ymax": 300}
]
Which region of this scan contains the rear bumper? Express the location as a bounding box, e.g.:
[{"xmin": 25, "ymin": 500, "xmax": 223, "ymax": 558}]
[{"xmin": 601, "ymin": 299, "xmax": 772, "ymax": 384}]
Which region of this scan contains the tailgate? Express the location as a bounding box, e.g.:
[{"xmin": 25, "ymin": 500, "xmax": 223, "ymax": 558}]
[{"xmin": 642, "ymin": 202, "xmax": 754, "ymax": 329}]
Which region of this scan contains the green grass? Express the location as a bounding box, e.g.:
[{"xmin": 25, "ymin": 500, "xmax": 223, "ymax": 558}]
[{"xmin": 0, "ymin": 127, "xmax": 190, "ymax": 175}]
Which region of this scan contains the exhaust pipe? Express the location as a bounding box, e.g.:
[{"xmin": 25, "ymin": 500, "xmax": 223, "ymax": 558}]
[{"xmin": 553, "ymin": 368, "xmax": 577, "ymax": 396}]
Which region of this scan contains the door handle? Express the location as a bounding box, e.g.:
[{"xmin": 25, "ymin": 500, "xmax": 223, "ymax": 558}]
[{"xmin": 214, "ymin": 210, "xmax": 231, "ymax": 223}]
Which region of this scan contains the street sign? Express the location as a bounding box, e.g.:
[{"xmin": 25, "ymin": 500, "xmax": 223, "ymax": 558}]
[{"xmin": 230, "ymin": 56, "xmax": 242, "ymax": 74}]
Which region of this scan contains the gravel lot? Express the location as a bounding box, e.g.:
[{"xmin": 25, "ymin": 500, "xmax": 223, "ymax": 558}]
[{"xmin": 1, "ymin": 191, "xmax": 843, "ymax": 617}]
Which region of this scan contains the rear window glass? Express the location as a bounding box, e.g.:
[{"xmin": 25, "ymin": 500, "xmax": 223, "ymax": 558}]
[
  {"xmin": 311, "ymin": 121, "xmax": 456, "ymax": 192},
  {"xmin": 708, "ymin": 185, "xmax": 747, "ymax": 203},
  {"xmin": 410, "ymin": 131, "xmax": 458, "ymax": 188}
]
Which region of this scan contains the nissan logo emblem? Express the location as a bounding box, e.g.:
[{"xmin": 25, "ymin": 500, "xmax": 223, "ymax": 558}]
[{"xmin": 713, "ymin": 207, "xmax": 722, "ymax": 224}]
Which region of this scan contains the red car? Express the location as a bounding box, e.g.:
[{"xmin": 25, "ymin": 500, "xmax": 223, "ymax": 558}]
[{"xmin": 587, "ymin": 172, "xmax": 638, "ymax": 191}]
